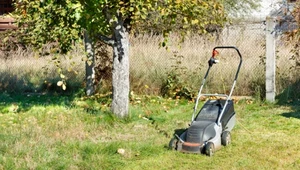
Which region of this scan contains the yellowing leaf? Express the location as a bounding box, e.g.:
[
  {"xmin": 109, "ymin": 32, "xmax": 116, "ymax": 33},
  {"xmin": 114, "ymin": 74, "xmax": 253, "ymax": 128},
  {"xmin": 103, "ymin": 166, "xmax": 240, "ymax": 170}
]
[
  {"xmin": 183, "ymin": 17, "xmax": 188, "ymax": 23},
  {"xmin": 161, "ymin": 9, "xmax": 165, "ymax": 15},
  {"xmin": 129, "ymin": 7, "xmax": 134, "ymax": 12},
  {"xmin": 175, "ymin": 0, "xmax": 181, "ymax": 4},
  {"xmin": 191, "ymin": 19, "xmax": 199, "ymax": 25},
  {"xmin": 62, "ymin": 84, "xmax": 67, "ymax": 90},
  {"xmin": 60, "ymin": 74, "xmax": 65, "ymax": 79},
  {"xmin": 141, "ymin": 14, "xmax": 147, "ymax": 19},
  {"xmin": 57, "ymin": 81, "xmax": 63, "ymax": 86},
  {"xmin": 87, "ymin": 60, "xmax": 92, "ymax": 66}
]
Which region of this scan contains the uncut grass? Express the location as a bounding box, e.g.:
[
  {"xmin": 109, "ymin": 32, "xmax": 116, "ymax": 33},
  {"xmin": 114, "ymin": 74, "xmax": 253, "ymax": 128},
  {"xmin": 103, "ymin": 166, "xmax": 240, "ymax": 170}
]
[
  {"xmin": 0, "ymin": 45, "xmax": 85, "ymax": 93},
  {"xmin": 1, "ymin": 93, "xmax": 300, "ymax": 169},
  {"xmin": 1, "ymin": 24, "xmax": 299, "ymax": 96},
  {"xmin": 130, "ymin": 25, "xmax": 299, "ymax": 97},
  {"xmin": 130, "ymin": 26, "xmax": 265, "ymax": 96}
]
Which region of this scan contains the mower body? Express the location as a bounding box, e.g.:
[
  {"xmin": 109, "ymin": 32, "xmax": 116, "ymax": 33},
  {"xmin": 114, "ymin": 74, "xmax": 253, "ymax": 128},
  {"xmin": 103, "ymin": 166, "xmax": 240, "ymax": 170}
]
[
  {"xmin": 169, "ymin": 46, "xmax": 242, "ymax": 156},
  {"xmin": 173, "ymin": 99, "xmax": 235, "ymax": 154}
]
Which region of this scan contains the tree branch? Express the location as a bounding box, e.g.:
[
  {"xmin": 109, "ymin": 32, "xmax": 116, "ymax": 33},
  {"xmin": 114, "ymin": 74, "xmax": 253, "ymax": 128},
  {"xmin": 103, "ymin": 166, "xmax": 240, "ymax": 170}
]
[{"xmin": 98, "ymin": 34, "xmax": 115, "ymax": 46}]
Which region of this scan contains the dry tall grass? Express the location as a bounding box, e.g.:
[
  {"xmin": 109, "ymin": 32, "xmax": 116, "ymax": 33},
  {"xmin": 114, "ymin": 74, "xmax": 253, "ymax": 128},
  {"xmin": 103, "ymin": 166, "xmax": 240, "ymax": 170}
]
[
  {"xmin": 0, "ymin": 23, "xmax": 299, "ymax": 97},
  {"xmin": 130, "ymin": 24, "xmax": 265, "ymax": 96},
  {"xmin": 0, "ymin": 45, "xmax": 85, "ymax": 93}
]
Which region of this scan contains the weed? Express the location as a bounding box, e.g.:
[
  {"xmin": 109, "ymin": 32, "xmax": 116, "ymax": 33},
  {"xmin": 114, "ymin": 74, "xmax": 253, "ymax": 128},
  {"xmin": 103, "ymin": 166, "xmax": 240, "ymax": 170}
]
[{"xmin": 161, "ymin": 51, "xmax": 193, "ymax": 99}]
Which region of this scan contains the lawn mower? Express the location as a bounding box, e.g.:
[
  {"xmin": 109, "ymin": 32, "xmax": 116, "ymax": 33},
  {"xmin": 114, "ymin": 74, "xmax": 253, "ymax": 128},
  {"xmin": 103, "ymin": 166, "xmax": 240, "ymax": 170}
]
[{"xmin": 169, "ymin": 46, "xmax": 243, "ymax": 156}]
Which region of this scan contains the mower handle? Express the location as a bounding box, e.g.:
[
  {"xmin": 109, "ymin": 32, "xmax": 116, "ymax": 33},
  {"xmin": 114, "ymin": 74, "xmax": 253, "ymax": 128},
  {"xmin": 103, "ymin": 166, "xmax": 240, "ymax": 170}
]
[
  {"xmin": 212, "ymin": 46, "xmax": 243, "ymax": 81},
  {"xmin": 212, "ymin": 46, "xmax": 243, "ymax": 126},
  {"xmin": 192, "ymin": 46, "xmax": 243, "ymax": 123}
]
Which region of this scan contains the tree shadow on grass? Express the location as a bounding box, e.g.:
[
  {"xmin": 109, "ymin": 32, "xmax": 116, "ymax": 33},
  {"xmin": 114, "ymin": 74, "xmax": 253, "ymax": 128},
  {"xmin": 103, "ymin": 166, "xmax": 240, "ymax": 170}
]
[
  {"xmin": 0, "ymin": 91, "xmax": 79, "ymax": 113},
  {"xmin": 281, "ymin": 111, "xmax": 300, "ymax": 119},
  {"xmin": 276, "ymin": 80, "xmax": 300, "ymax": 119},
  {"xmin": 0, "ymin": 69, "xmax": 89, "ymax": 112}
]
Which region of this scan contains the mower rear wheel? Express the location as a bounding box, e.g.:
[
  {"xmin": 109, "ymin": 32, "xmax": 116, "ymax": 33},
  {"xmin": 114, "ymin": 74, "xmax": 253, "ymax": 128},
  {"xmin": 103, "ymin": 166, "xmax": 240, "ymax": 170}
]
[
  {"xmin": 169, "ymin": 138, "xmax": 178, "ymax": 150},
  {"xmin": 221, "ymin": 131, "xmax": 231, "ymax": 146},
  {"xmin": 205, "ymin": 142, "xmax": 215, "ymax": 156}
]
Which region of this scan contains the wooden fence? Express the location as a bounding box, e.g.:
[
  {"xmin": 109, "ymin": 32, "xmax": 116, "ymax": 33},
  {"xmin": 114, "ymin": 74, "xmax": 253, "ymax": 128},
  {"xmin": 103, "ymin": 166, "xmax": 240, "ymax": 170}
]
[
  {"xmin": 0, "ymin": 17, "xmax": 16, "ymax": 31},
  {"xmin": 0, "ymin": 0, "xmax": 15, "ymax": 30}
]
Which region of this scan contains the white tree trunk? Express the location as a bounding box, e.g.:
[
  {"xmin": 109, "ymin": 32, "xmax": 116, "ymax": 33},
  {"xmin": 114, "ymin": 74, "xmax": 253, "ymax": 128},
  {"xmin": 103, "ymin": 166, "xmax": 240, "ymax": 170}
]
[
  {"xmin": 111, "ymin": 22, "xmax": 130, "ymax": 117},
  {"xmin": 84, "ymin": 30, "xmax": 96, "ymax": 96}
]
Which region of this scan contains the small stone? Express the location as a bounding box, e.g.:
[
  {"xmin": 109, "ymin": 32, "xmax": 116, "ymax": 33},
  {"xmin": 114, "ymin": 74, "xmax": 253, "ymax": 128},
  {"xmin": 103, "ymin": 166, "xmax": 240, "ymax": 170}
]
[{"xmin": 117, "ymin": 148, "xmax": 125, "ymax": 155}]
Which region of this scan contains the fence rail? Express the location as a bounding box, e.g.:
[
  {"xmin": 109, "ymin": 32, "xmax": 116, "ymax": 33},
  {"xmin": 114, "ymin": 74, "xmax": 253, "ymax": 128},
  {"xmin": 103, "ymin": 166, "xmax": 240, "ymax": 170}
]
[{"xmin": 0, "ymin": 17, "xmax": 16, "ymax": 31}]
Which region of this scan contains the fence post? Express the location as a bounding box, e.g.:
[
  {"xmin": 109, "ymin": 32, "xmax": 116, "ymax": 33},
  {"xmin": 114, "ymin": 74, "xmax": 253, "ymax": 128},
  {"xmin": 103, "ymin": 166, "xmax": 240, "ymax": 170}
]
[{"xmin": 265, "ymin": 16, "xmax": 276, "ymax": 102}]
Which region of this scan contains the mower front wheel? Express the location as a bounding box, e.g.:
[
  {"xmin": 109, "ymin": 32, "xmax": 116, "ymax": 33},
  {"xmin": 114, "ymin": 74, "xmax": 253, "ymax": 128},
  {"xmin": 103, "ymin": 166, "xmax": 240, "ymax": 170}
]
[
  {"xmin": 221, "ymin": 131, "xmax": 231, "ymax": 146},
  {"xmin": 169, "ymin": 138, "xmax": 178, "ymax": 150},
  {"xmin": 205, "ymin": 142, "xmax": 215, "ymax": 156}
]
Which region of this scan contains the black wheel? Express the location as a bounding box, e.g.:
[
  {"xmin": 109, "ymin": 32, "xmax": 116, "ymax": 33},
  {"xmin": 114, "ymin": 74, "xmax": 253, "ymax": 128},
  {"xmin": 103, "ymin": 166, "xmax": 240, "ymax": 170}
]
[
  {"xmin": 169, "ymin": 138, "xmax": 178, "ymax": 150},
  {"xmin": 221, "ymin": 131, "xmax": 231, "ymax": 146},
  {"xmin": 205, "ymin": 142, "xmax": 215, "ymax": 156}
]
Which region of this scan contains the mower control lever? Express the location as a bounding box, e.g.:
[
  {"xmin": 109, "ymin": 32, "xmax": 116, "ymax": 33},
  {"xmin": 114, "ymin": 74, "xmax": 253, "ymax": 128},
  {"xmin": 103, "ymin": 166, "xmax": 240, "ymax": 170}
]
[
  {"xmin": 208, "ymin": 57, "xmax": 219, "ymax": 67},
  {"xmin": 208, "ymin": 49, "xmax": 220, "ymax": 67}
]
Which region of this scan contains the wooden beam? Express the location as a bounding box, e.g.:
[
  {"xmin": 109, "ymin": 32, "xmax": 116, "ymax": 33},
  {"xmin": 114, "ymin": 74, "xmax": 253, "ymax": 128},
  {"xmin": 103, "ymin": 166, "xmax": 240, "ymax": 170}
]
[{"xmin": 0, "ymin": 24, "xmax": 17, "ymax": 30}]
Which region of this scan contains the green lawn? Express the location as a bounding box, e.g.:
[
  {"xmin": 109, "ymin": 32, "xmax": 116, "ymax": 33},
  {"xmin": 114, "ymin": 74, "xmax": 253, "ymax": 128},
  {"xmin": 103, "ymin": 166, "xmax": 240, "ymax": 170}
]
[{"xmin": 0, "ymin": 93, "xmax": 299, "ymax": 169}]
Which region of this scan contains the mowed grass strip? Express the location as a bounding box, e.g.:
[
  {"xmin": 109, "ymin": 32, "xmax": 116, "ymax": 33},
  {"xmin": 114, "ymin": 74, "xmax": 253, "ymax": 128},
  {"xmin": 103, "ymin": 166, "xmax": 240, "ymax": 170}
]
[{"xmin": 0, "ymin": 94, "xmax": 299, "ymax": 169}]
